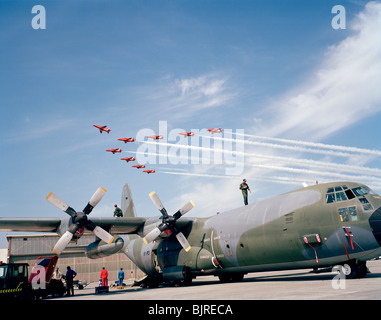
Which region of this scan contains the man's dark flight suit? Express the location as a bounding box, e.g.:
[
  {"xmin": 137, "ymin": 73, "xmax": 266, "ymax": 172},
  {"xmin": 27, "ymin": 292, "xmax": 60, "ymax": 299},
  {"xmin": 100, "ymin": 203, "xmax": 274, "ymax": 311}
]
[{"xmin": 239, "ymin": 182, "xmax": 251, "ymax": 205}]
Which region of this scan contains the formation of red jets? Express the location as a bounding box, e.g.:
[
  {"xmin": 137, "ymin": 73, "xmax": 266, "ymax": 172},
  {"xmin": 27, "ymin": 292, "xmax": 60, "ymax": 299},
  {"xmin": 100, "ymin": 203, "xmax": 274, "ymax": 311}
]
[
  {"xmin": 93, "ymin": 124, "xmax": 223, "ymax": 175},
  {"xmin": 93, "ymin": 124, "xmax": 155, "ymax": 174}
]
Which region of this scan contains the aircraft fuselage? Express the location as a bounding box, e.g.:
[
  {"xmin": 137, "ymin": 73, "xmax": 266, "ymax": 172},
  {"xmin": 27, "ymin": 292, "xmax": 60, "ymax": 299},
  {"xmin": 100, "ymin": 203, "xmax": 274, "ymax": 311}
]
[{"xmin": 123, "ymin": 182, "xmax": 381, "ymax": 283}]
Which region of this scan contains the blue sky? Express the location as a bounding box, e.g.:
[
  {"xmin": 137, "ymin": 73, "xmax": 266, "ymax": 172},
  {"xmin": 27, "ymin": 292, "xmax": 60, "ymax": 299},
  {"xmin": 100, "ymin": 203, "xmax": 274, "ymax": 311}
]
[{"xmin": 1, "ymin": 0, "xmax": 380, "ymax": 248}]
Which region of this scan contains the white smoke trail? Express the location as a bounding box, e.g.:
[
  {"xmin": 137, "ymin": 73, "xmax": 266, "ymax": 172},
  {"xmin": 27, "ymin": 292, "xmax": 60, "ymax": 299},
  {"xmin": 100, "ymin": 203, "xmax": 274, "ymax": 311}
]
[
  {"xmin": 159, "ymin": 170, "xmax": 313, "ymax": 186},
  {"xmin": 246, "ymin": 163, "xmax": 379, "ymax": 183},
  {"xmin": 138, "ymin": 140, "xmax": 381, "ymax": 176},
  {"xmin": 201, "ymin": 135, "xmax": 354, "ymax": 158},
  {"xmin": 127, "ymin": 149, "xmax": 381, "ymax": 186},
  {"xmin": 233, "ymin": 132, "xmax": 381, "ymax": 157}
]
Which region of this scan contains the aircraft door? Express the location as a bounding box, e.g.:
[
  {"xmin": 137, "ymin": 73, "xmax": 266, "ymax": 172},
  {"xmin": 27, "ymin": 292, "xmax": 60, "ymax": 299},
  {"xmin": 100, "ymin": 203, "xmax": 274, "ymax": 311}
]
[
  {"xmin": 200, "ymin": 230, "xmax": 223, "ymax": 268},
  {"xmin": 209, "ymin": 228, "xmax": 236, "ymax": 267}
]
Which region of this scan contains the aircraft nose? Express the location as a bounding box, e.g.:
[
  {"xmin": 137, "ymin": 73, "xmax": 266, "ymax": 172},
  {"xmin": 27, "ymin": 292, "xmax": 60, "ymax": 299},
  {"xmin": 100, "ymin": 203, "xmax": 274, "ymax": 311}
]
[{"xmin": 369, "ymin": 207, "xmax": 381, "ymax": 246}]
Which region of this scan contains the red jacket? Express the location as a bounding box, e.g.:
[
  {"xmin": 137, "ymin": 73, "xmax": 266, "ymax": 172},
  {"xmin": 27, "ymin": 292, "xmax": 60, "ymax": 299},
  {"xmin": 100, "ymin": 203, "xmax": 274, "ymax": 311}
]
[{"xmin": 100, "ymin": 269, "xmax": 108, "ymax": 279}]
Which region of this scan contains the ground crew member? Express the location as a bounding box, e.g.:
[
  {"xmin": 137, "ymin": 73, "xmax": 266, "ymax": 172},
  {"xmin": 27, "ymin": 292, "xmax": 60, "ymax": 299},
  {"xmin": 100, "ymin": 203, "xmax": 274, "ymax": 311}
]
[
  {"xmin": 65, "ymin": 266, "xmax": 77, "ymax": 296},
  {"xmin": 118, "ymin": 268, "xmax": 124, "ymax": 286},
  {"xmin": 52, "ymin": 267, "xmax": 61, "ymax": 280},
  {"xmin": 113, "ymin": 204, "xmax": 123, "ymax": 217},
  {"xmin": 239, "ymin": 179, "xmax": 251, "ymax": 205},
  {"xmin": 100, "ymin": 267, "xmax": 108, "ymax": 287}
]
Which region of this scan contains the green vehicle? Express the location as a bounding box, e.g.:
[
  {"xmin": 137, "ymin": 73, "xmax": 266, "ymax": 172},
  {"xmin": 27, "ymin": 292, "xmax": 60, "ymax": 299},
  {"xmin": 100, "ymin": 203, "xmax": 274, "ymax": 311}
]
[
  {"xmin": 0, "ymin": 262, "xmax": 30, "ymax": 299},
  {"xmin": 0, "ymin": 256, "xmax": 65, "ymax": 300}
]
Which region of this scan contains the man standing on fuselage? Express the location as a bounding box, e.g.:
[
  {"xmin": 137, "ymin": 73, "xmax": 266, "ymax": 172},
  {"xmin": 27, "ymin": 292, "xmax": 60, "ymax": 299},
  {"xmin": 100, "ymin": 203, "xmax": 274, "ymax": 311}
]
[{"xmin": 239, "ymin": 179, "xmax": 251, "ymax": 206}]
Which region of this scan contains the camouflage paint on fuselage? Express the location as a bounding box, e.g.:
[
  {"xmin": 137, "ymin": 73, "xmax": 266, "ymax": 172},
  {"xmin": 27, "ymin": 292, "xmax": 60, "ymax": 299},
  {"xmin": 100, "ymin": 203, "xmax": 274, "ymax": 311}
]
[{"xmin": 121, "ymin": 182, "xmax": 381, "ymax": 282}]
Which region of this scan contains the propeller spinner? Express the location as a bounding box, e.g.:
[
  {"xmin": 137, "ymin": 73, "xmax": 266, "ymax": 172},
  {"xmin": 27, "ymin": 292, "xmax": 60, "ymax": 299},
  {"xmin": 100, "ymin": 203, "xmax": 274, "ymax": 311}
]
[
  {"xmin": 46, "ymin": 187, "xmax": 114, "ymax": 255},
  {"xmin": 142, "ymin": 191, "xmax": 194, "ymax": 252}
]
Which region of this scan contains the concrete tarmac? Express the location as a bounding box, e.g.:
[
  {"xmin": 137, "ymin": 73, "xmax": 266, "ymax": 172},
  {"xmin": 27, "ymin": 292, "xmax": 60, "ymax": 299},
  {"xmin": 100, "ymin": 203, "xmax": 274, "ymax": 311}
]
[{"xmin": 53, "ymin": 259, "xmax": 381, "ymax": 300}]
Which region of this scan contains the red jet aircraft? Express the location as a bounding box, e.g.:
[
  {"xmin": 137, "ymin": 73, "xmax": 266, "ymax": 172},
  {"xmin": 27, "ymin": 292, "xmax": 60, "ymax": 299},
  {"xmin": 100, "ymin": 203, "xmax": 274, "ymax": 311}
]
[
  {"xmin": 132, "ymin": 164, "xmax": 145, "ymax": 169},
  {"xmin": 143, "ymin": 169, "xmax": 155, "ymax": 174},
  {"xmin": 106, "ymin": 148, "xmax": 122, "ymax": 154},
  {"xmin": 118, "ymin": 137, "xmax": 135, "ymax": 143},
  {"xmin": 207, "ymin": 128, "xmax": 222, "ymax": 134},
  {"xmin": 93, "ymin": 125, "xmax": 111, "ymax": 134},
  {"xmin": 146, "ymin": 135, "xmax": 163, "ymax": 140},
  {"xmin": 120, "ymin": 157, "xmax": 135, "ymax": 163},
  {"xmin": 179, "ymin": 131, "xmax": 195, "ymax": 138}
]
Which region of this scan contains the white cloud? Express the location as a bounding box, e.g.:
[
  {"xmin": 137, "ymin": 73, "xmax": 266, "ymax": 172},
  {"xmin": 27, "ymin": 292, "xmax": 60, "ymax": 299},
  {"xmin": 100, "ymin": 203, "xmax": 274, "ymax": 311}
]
[
  {"xmin": 258, "ymin": 1, "xmax": 381, "ymax": 141},
  {"xmin": 142, "ymin": 73, "xmax": 236, "ymax": 121}
]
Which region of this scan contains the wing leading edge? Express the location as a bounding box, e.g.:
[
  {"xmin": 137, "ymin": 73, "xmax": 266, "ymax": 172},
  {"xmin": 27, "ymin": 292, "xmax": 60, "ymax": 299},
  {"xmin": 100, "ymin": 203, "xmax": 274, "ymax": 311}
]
[
  {"xmin": 0, "ymin": 217, "xmax": 147, "ymax": 234},
  {"xmin": 0, "ymin": 218, "xmax": 62, "ymax": 232},
  {"xmin": 90, "ymin": 217, "xmax": 146, "ymax": 234}
]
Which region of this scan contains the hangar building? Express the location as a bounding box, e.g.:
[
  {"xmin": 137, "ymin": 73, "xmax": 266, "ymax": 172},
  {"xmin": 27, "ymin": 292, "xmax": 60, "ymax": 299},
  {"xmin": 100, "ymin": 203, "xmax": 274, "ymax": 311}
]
[{"xmin": 5, "ymin": 234, "xmax": 145, "ymax": 284}]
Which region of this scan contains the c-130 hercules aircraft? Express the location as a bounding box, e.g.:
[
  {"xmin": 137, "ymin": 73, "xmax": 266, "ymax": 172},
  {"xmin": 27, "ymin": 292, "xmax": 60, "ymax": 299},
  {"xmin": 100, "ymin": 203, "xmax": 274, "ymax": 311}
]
[{"xmin": 0, "ymin": 181, "xmax": 381, "ymax": 286}]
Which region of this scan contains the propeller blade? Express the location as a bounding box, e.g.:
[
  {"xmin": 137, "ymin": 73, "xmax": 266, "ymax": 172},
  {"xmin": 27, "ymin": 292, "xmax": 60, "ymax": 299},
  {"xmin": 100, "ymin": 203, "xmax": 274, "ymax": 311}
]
[
  {"xmin": 46, "ymin": 192, "xmax": 76, "ymax": 217},
  {"xmin": 92, "ymin": 226, "xmax": 114, "ymax": 244},
  {"xmin": 83, "ymin": 187, "xmax": 107, "ymax": 215},
  {"xmin": 142, "ymin": 227, "xmax": 162, "ymax": 244},
  {"xmin": 52, "ymin": 230, "xmax": 73, "ymax": 255},
  {"xmin": 145, "ymin": 191, "xmax": 192, "ymax": 253},
  {"xmin": 173, "ymin": 201, "xmax": 195, "ymax": 220},
  {"xmin": 149, "ymin": 191, "xmax": 168, "ymax": 218},
  {"xmin": 176, "ymin": 232, "xmax": 191, "ymax": 252}
]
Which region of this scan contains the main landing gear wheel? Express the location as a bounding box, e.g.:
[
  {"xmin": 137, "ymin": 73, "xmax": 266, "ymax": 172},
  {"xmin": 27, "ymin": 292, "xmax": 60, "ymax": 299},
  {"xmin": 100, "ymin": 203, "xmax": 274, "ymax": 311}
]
[
  {"xmin": 218, "ymin": 273, "xmax": 245, "ymax": 283},
  {"xmin": 340, "ymin": 260, "xmax": 368, "ymax": 279}
]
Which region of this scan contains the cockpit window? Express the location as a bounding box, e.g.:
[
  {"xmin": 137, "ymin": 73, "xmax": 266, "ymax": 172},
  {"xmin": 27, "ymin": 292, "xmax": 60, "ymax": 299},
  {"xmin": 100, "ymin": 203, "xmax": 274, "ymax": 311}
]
[
  {"xmin": 327, "ymin": 185, "xmax": 376, "ymax": 212},
  {"xmin": 326, "ymin": 185, "xmax": 350, "ymax": 204},
  {"xmin": 327, "ymin": 185, "xmax": 377, "ymax": 204},
  {"xmin": 359, "ymin": 198, "xmax": 373, "ymax": 211},
  {"xmin": 352, "ymin": 187, "xmax": 368, "ymax": 197},
  {"xmin": 338, "ymin": 206, "xmax": 358, "ymax": 222},
  {"xmin": 362, "ymin": 185, "xmax": 376, "ymax": 195},
  {"xmin": 326, "ymin": 193, "xmax": 335, "ymax": 204},
  {"xmin": 349, "ymin": 206, "xmax": 358, "ymax": 221},
  {"xmin": 336, "ymin": 192, "xmax": 348, "ymax": 202}
]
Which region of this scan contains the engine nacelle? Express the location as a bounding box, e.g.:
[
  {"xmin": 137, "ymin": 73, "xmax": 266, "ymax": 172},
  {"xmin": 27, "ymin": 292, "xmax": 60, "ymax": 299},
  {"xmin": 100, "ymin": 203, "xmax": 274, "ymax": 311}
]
[
  {"xmin": 85, "ymin": 237, "xmax": 124, "ymax": 259},
  {"xmin": 124, "ymin": 237, "xmax": 160, "ymax": 277}
]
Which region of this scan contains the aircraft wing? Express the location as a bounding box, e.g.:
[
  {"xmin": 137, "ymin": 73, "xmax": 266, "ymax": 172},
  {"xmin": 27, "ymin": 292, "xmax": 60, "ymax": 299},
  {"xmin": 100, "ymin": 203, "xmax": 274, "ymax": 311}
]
[
  {"xmin": 0, "ymin": 217, "xmax": 147, "ymax": 234},
  {"xmin": 0, "ymin": 218, "xmax": 62, "ymax": 232},
  {"xmin": 0, "ymin": 216, "xmax": 191, "ymax": 236},
  {"xmin": 91, "ymin": 217, "xmax": 193, "ymax": 235},
  {"xmin": 90, "ymin": 217, "xmax": 146, "ymax": 234}
]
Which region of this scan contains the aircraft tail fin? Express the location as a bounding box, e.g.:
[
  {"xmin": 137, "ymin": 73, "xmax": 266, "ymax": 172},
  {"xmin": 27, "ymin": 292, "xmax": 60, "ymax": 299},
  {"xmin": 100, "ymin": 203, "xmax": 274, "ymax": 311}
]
[{"xmin": 121, "ymin": 183, "xmax": 137, "ymax": 217}]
